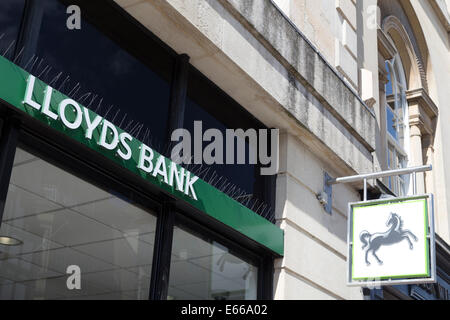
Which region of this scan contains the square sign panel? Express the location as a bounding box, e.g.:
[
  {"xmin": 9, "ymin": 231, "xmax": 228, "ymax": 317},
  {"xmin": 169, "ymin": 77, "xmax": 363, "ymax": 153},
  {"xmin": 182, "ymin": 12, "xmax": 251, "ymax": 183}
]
[{"xmin": 347, "ymin": 195, "xmax": 436, "ymax": 287}]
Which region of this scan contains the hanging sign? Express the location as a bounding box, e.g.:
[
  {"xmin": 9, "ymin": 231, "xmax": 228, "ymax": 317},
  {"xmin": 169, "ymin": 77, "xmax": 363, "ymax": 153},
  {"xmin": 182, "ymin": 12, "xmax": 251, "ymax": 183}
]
[{"xmin": 347, "ymin": 194, "xmax": 436, "ymax": 286}]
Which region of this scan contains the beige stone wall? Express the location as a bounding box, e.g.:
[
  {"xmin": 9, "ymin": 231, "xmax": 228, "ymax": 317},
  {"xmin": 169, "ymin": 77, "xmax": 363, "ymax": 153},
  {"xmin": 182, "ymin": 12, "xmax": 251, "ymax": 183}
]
[
  {"xmin": 274, "ymin": 0, "xmax": 359, "ymax": 89},
  {"xmin": 275, "ymin": 133, "xmax": 362, "ymax": 299}
]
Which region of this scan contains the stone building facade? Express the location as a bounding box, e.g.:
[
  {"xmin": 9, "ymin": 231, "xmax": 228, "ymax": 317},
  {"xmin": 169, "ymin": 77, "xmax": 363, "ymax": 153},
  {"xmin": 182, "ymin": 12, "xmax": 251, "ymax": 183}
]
[
  {"xmin": 116, "ymin": 0, "xmax": 450, "ymax": 299},
  {"xmin": 0, "ymin": 0, "xmax": 448, "ymax": 300}
]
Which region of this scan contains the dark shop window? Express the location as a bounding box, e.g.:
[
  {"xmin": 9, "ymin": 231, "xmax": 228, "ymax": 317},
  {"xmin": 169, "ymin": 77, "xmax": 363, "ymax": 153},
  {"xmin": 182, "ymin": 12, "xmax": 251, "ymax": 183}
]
[
  {"xmin": 184, "ymin": 68, "xmax": 274, "ymax": 215},
  {"xmin": 0, "ymin": 0, "xmax": 25, "ymax": 56},
  {"xmin": 184, "ymin": 98, "xmax": 256, "ymax": 195},
  {"xmin": 24, "ymin": 0, "xmax": 174, "ymax": 151}
]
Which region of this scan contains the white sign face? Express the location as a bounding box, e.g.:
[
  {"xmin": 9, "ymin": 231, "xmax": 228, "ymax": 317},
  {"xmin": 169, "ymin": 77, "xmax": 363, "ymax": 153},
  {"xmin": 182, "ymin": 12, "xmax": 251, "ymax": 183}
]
[{"xmin": 348, "ymin": 195, "xmax": 435, "ymax": 286}]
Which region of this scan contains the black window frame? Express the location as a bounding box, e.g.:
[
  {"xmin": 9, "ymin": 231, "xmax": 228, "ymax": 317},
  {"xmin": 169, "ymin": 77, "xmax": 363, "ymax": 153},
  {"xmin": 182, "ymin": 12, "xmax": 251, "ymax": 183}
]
[{"xmin": 0, "ymin": 0, "xmax": 277, "ymax": 300}]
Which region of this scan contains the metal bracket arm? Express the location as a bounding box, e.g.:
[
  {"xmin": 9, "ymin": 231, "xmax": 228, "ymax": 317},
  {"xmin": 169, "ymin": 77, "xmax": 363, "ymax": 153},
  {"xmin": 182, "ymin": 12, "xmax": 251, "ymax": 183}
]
[{"xmin": 321, "ymin": 165, "xmax": 433, "ymax": 214}]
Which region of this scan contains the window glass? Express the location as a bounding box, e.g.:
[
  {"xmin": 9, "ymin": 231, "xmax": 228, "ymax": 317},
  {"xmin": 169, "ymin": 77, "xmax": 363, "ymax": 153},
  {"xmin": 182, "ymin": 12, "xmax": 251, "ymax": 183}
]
[
  {"xmin": 385, "ymin": 62, "xmax": 393, "ymax": 96},
  {"xmin": 184, "ymin": 68, "xmax": 273, "ymax": 217},
  {"xmin": 0, "ymin": 0, "xmax": 25, "ymax": 58},
  {"xmin": 168, "ymin": 226, "xmax": 258, "ymax": 300},
  {"xmin": 387, "ymin": 145, "xmax": 395, "ymax": 190},
  {"xmin": 385, "ymin": 57, "xmax": 407, "ymax": 148},
  {"xmin": 396, "ymin": 85, "xmax": 406, "ymax": 147},
  {"xmin": 184, "ymin": 98, "xmax": 257, "ymax": 195},
  {"xmin": 386, "ymin": 106, "xmax": 398, "ymax": 140},
  {"xmin": 32, "ymin": 0, "xmax": 173, "ymax": 151},
  {"xmin": 0, "ymin": 148, "xmax": 156, "ymax": 300},
  {"xmin": 387, "ymin": 143, "xmax": 407, "ymax": 196},
  {"xmin": 385, "ymin": 52, "xmax": 409, "ymax": 196}
]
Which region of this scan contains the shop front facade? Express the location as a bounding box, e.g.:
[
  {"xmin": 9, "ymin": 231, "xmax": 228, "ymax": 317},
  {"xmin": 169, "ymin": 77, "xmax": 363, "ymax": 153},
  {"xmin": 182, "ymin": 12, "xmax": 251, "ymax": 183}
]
[
  {"xmin": 0, "ymin": 0, "xmax": 282, "ymax": 300},
  {"xmin": 0, "ymin": 0, "xmax": 448, "ymax": 300}
]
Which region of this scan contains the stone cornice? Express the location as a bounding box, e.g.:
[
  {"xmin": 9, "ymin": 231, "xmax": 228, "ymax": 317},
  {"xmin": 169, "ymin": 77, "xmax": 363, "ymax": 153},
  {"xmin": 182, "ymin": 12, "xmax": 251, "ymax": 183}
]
[
  {"xmin": 409, "ymin": 115, "xmax": 426, "ymax": 136},
  {"xmin": 377, "ymin": 28, "xmax": 397, "ymax": 61},
  {"xmin": 406, "ymin": 88, "xmax": 439, "ymax": 119},
  {"xmin": 407, "ymin": 88, "xmax": 438, "ymax": 136},
  {"xmin": 220, "ymin": 0, "xmax": 376, "ymax": 152}
]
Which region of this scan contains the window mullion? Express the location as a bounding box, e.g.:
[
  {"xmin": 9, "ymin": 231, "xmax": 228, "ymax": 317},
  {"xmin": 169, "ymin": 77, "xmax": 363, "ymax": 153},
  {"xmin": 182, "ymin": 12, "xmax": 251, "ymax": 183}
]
[
  {"xmin": 0, "ymin": 117, "xmax": 20, "ymax": 227},
  {"xmin": 149, "ymin": 200, "xmax": 175, "ymax": 300},
  {"xmin": 167, "ymin": 54, "xmax": 190, "ymax": 145},
  {"xmin": 258, "ymin": 256, "xmax": 274, "ymax": 300},
  {"xmin": 15, "ymin": 0, "xmax": 45, "ymax": 67}
]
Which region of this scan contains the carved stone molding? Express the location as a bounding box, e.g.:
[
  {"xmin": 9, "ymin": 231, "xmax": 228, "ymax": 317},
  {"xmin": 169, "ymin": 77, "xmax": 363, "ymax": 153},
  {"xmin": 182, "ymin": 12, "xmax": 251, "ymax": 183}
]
[
  {"xmin": 382, "ymin": 15, "xmax": 428, "ymax": 92},
  {"xmin": 378, "ymin": 28, "xmax": 397, "ymax": 61},
  {"xmin": 377, "ymin": 29, "xmax": 396, "ymax": 89},
  {"xmin": 407, "ymin": 88, "xmax": 439, "ymax": 136}
]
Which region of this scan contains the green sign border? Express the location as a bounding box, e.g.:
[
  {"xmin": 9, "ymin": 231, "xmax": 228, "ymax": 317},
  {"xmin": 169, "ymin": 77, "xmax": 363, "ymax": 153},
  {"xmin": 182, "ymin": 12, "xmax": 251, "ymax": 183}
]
[
  {"xmin": 0, "ymin": 56, "xmax": 284, "ymax": 256},
  {"xmin": 350, "ymin": 197, "xmax": 430, "ymax": 281}
]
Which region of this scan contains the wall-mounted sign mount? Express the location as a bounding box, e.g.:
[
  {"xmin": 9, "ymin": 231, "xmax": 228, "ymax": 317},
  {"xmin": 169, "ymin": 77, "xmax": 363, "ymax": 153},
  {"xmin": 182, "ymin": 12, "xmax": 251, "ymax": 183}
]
[{"xmin": 324, "ymin": 165, "xmax": 436, "ymax": 286}]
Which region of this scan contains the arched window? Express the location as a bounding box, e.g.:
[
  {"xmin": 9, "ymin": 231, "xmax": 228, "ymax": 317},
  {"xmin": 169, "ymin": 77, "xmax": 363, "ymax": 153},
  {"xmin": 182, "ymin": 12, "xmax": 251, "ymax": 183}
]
[{"xmin": 385, "ymin": 53, "xmax": 410, "ymax": 196}]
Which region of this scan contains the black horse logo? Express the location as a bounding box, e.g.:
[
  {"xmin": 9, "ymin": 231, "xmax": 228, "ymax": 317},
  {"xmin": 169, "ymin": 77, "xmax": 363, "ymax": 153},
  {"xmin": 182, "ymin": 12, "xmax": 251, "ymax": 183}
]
[{"xmin": 360, "ymin": 212, "xmax": 418, "ymax": 266}]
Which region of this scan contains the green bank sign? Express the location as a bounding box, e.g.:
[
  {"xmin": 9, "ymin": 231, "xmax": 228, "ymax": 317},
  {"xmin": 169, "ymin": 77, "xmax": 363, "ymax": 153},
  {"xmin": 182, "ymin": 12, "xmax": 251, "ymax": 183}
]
[
  {"xmin": 23, "ymin": 74, "xmax": 199, "ymax": 200},
  {"xmin": 0, "ymin": 55, "xmax": 283, "ymax": 256}
]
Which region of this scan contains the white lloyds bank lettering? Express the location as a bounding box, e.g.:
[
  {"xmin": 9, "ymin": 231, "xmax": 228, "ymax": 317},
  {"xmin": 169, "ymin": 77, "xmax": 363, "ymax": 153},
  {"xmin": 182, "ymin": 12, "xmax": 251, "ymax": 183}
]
[
  {"xmin": 22, "ymin": 74, "xmax": 199, "ymax": 200},
  {"xmin": 137, "ymin": 144, "xmax": 154, "ymax": 173},
  {"xmin": 59, "ymin": 99, "xmax": 83, "ymax": 129},
  {"xmin": 152, "ymin": 155, "xmax": 169, "ymax": 184},
  {"xmin": 99, "ymin": 119, "xmax": 119, "ymax": 151},
  {"xmin": 184, "ymin": 171, "xmax": 199, "ymax": 200},
  {"xmin": 42, "ymin": 86, "xmax": 58, "ymax": 120},
  {"xmin": 23, "ymin": 75, "xmax": 42, "ymax": 110},
  {"xmin": 169, "ymin": 163, "xmax": 185, "ymax": 192},
  {"xmin": 83, "ymin": 107, "xmax": 102, "ymax": 139},
  {"xmin": 118, "ymin": 132, "xmax": 133, "ymax": 160}
]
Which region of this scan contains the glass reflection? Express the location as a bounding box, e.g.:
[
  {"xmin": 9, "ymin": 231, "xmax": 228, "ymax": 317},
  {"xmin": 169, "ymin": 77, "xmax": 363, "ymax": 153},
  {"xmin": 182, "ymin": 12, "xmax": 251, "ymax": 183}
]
[
  {"xmin": 0, "ymin": 0, "xmax": 25, "ymax": 57},
  {"xmin": 33, "ymin": 0, "xmax": 172, "ymax": 150},
  {"xmin": 0, "ymin": 148, "xmax": 156, "ymax": 300},
  {"xmin": 168, "ymin": 226, "xmax": 258, "ymax": 300}
]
